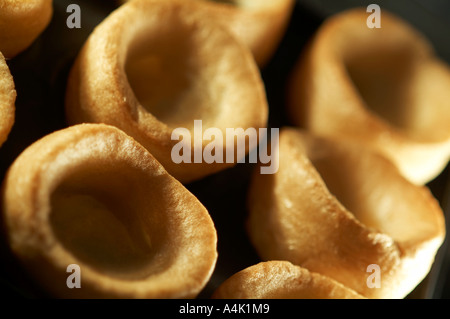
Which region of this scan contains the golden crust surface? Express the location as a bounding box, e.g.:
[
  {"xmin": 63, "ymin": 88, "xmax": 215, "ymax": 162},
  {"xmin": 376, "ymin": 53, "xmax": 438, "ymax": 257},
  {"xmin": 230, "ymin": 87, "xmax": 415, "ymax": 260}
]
[
  {"xmin": 0, "ymin": 0, "xmax": 53, "ymax": 58},
  {"xmin": 1, "ymin": 123, "xmax": 218, "ymax": 298},
  {"xmin": 0, "ymin": 51, "xmax": 15, "ymax": 147},
  {"xmin": 65, "ymin": 0, "xmax": 268, "ymax": 183},
  {"xmin": 212, "ymin": 261, "xmax": 365, "ymax": 299},
  {"xmin": 247, "ymin": 128, "xmax": 445, "ymax": 299},
  {"xmin": 287, "ymin": 8, "xmax": 450, "ymax": 185}
]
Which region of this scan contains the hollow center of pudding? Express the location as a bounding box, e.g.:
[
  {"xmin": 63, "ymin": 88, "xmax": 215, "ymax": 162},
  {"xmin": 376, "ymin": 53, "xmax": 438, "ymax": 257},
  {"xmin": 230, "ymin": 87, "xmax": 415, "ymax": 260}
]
[
  {"xmin": 50, "ymin": 164, "xmax": 169, "ymax": 280},
  {"xmin": 310, "ymin": 148, "xmax": 437, "ymax": 243},
  {"xmin": 125, "ymin": 16, "xmax": 225, "ymax": 130},
  {"xmin": 345, "ymin": 47, "xmax": 446, "ymax": 142}
]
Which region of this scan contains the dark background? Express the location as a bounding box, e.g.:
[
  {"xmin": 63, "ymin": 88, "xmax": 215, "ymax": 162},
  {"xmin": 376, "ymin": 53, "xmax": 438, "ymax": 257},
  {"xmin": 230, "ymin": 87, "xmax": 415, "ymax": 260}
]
[{"xmin": 0, "ymin": 0, "xmax": 449, "ymax": 299}]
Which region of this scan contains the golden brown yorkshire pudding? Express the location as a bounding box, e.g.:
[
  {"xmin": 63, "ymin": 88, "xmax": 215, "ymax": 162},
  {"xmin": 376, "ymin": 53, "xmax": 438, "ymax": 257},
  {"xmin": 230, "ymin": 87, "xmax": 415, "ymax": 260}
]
[
  {"xmin": 0, "ymin": 51, "xmax": 15, "ymax": 147},
  {"xmin": 287, "ymin": 8, "xmax": 450, "ymax": 185},
  {"xmin": 212, "ymin": 261, "xmax": 365, "ymax": 299},
  {"xmin": 66, "ymin": 0, "xmax": 268, "ymax": 184},
  {"xmin": 247, "ymin": 128, "xmax": 445, "ymax": 299},
  {"xmin": 1, "ymin": 124, "xmax": 218, "ymax": 298},
  {"xmin": 0, "ymin": 0, "xmax": 53, "ymax": 58},
  {"xmin": 119, "ymin": 0, "xmax": 294, "ymax": 67}
]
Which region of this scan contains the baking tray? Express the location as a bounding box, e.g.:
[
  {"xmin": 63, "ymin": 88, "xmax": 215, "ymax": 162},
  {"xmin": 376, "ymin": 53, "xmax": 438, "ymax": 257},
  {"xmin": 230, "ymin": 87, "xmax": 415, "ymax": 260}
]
[{"xmin": 0, "ymin": 0, "xmax": 449, "ymax": 299}]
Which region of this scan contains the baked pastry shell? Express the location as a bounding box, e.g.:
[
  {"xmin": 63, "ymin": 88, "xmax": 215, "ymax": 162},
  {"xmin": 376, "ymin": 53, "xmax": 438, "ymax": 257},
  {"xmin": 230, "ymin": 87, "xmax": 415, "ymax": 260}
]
[
  {"xmin": 1, "ymin": 123, "xmax": 218, "ymax": 298},
  {"xmin": 287, "ymin": 8, "xmax": 450, "ymax": 185},
  {"xmin": 65, "ymin": 0, "xmax": 269, "ymax": 184},
  {"xmin": 212, "ymin": 260, "xmax": 365, "ymax": 299}
]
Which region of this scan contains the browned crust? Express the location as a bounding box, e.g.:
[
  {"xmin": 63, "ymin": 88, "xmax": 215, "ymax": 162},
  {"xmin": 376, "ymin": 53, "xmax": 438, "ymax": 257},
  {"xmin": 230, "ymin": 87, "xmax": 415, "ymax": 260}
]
[
  {"xmin": 65, "ymin": 0, "xmax": 268, "ymax": 183},
  {"xmin": 247, "ymin": 128, "xmax": 445, "ymax": 298},
  {"xmin": 287, "ymin": 8, "xmax": 450, "ymax": 185},
  {"xmin": 212, "ymin": 260, "xmax": 365, "ymax": 299},
  {"xmin": 1, "ymin": 123, "xmax": 218, "ymax": 298}
]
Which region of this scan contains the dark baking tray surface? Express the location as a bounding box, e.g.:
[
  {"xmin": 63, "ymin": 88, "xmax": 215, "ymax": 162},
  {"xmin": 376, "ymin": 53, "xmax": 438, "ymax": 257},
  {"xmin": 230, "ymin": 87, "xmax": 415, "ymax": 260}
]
[{"xmin": 0, "ymin": 0, "xmax": 449, "ymax": 299}]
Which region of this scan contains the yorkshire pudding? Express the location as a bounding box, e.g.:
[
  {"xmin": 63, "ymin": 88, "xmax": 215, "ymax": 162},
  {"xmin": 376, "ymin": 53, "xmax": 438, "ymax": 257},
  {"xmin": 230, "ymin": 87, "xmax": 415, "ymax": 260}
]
[
  {"xmin": 66, "ymin": 0, "xmax": 268, "ymax": 184},
  {"xmin": 0, "ymin": 51, "xmax": 15, "ymax": 147},
  {"xmin": 1, "ymin": 124, "xmax": 218, "ymax": 298},
  {"xmin": 0, "ymin": 0, "xmax": 53, "ymax": 58},
  {"xmin": 212, "ymin": 261, "xmax": 365, "ymax": 299},
  {"xmin": 287, "ymin": 8, "xmax": 450, "ymax": 185},
  {"xmin": 247, "ymin": 128, "xmax": 446, "ymax": 299}
]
